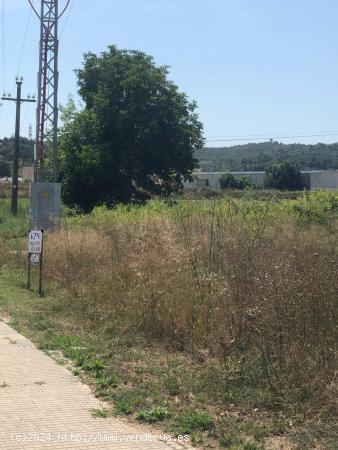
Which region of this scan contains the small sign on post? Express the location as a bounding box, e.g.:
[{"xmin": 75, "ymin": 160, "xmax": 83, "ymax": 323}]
[
  {"xmin": 29, "ymin": 230, "xmax": 43, "ymax": 253},
  {"xmin": 27, "ymin": 229, "xmax": 44, "ymax": 296}
]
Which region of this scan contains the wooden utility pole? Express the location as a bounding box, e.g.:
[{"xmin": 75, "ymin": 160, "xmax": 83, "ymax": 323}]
[{"xmin": 1, "ymin": 78, "xmax": 36, "ymax": 215}]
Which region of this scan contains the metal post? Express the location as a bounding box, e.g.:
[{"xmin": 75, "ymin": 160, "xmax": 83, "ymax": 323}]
[
  {"xmin": 39, "ymin": 230, "xmax": 44, "ymax": 296},
  {"xmin": 27, "ymin": 0, "xmax": 70, "ymax": 229},
  {"xmin": 27, "ymin": 251, "xmax": 31, "ymax": 290},
  {"xmin": 11, "ymin": 80, "xmax": 22, "ymax": 215},
  {"xmin": 34, "ymin": 0, "xmax": 60, "ymax": 182},
  {"xmin": 1, "ymin": 79, "xmax": 36, "ymax": 215},
  {"xmin": 53, "ymin": 1, "xmax": 59, "ymax": 183}
]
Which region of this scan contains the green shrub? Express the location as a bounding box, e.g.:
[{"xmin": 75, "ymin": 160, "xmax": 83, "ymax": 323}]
[
  {"xmin": 173, "ymin": 409, "xmax": 214, "ymax": 434},
  {"xmin": 288, "ymin": 189, "xmax": 338, "ymax": 224},
  {"xmin": 91, "ymin": 408, "xmax": 109, "ymax": 418},
  {"xmin": 164, "ymin": 376, "xmax": 182, "ymax": 396},
  {"xmin": 264, "ymin": 161, "xmax": 305, "ymax": 190},
  {"xmin": 219, "ymin": 172, "xmax": 251, "ymax": 190},
  {"xmin": 136, "ymin": 407, "xmax": 171, "ymax": 423}
]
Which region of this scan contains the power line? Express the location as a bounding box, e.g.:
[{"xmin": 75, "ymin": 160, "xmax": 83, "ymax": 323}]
[
  {"xmin": 59, "ymin": 0, "xmax": 71, "ymax": 19},
  {"xmin": 2, "ymin": 0, "xmax": 5, "ymax": 92},
  {"xmin": 206, "ymin": 130, "xmax": 338, "ymax": 139},
  {"xmin": 1, "ymin": 99, "xmax": 12, "ymax": 135},
  {"xmin": 22, "ymin": 101, "xmax": 34, "ymax": 132},
  {"xmin": 16, "ymin": 6, "xmax": 32, "ymax": 77},
  {"xmin": 2, "ymin": 2, "xmax": 35, "ymax": 137},
  {"xmin": 205, "ymin": 133, "xmax": 338, "ymax": 143},
  {"xmin": 27, "ymin": 0, "xmax": 71, "ymax": 20},
  {"xmin": 60, "ymin": 0, "xmax": 76, "ymax": 39}
]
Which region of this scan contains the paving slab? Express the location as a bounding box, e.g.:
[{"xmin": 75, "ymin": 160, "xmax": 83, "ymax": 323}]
[{"xmin": 0, "ymin": 322, "xmax": 192, "ymax": 450}]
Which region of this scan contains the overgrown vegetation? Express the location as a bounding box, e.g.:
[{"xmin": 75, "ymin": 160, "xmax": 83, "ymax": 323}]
[
  {"xmin": 219, "ymin": 172, "xmax": 253, "ymax": 190},
  {"xmin": 0, "ymin": 191, "xmax": 337, "ymax": 449},
  {"xmin": 0, "ymin": 183, "xmax": 29, "ymax": 201},
  {"xmin": 264, "ymin": 161, "xmax": 305, "ymax": 191},
  {"xmin": 0, "ymin": 199, "xmax": 29, "ymax": 238}
]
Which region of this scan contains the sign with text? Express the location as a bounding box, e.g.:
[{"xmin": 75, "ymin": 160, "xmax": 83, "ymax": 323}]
[
  {"xmin": 27, "ymin": 229, "xmax": 44, "ymax": 296},
  {"xmin": 28, "ymin": 230, "xmax": 43, "ymax": 254}
]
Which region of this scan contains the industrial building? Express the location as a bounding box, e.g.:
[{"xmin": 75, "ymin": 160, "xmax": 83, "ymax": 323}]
[{"xmin": 184, "ymin": 170, "xmax": 338, "ymax": 191}]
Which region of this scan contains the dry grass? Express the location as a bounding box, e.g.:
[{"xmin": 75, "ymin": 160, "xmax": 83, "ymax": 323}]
[
  {"xmin": 41, "ymin": 199, "xmax": 337, "ymax": 419},
  {"xmin": 1, "ymin": 195, "xmax": 337, "ymax": 448},
  {"xmin": 0, "ymin": 182, "xmax": 29, "ymax": 199}
]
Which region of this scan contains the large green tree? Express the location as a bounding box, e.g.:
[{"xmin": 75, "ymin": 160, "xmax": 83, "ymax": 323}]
[{"xmin": 59, "ymin": 46, "xmax": 204, "ymax": 211}]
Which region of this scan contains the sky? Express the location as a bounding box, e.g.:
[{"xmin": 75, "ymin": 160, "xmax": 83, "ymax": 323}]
[{"xmin": 1, "ymin": 0, "xmax": 338, "ymax": 147}]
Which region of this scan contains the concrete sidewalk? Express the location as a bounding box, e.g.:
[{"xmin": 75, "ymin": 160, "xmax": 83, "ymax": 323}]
[{"xmin": 0, "ymin": 322, "xmax": 192, "ymax": 450}]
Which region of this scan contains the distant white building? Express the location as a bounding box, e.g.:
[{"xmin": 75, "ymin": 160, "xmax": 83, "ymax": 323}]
[
  {"xmin": 184, "ymin": 170, "xmax": 338, "ymax": 191},
  {"xmin": 22, "ymin": 166, "xmax": 34, "ymax": 182},
  {"xmin": 305, "ymin": 170, "xmax": 338, "ymax": 190}
]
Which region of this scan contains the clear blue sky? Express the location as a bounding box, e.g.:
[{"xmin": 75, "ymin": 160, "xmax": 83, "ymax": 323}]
[{"xmin": 1, "ymin": 0, "xmax": 338, "ymax": 146}]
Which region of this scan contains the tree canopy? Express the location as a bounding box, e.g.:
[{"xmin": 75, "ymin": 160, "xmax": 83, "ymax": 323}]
[
  {"xmin": 219, "ymin": 172, "xmax": 251, "ymax": 190},
  {"xmin": 0, "ymin": 160, "xmax": 10, "ymax": 177},
  {"xmin": 59, "ymin": 46, "xmax": 204, "ymax": 211},
  {"xmin": 264, "ymin": 161, "xmax": 305, "ymax": 191},
  {"xmin": 0, "ymin": 137, "xmax": 34, "ymax": 166}
]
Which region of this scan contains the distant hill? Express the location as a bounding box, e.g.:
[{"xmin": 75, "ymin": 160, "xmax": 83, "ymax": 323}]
[
  {"xmin": 196, "ymin": 141, "xmax": 338, "ymax": 172},
  {"xmin": 2, "ymin": 138, "xmax": 338, "ymax": 174}
]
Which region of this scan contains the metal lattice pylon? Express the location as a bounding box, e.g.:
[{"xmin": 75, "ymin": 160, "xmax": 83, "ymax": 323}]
[{"xmin": 29, "ymin": 0, "xmax": 70, "ymax": 182}]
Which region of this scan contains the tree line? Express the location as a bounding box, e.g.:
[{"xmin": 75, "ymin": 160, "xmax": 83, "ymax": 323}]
[
  {"xmin": 219, "ymin": 161, "xmax": 305, "ymax": 191},
  {"xmin": 196, "ymin": 141, "xmax": 338, "ymax": 172},
  {"xmin": 0, "ymin": 137, "xmax": 34, "ymax": 177}
]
